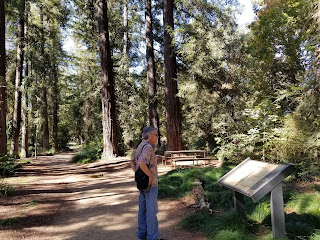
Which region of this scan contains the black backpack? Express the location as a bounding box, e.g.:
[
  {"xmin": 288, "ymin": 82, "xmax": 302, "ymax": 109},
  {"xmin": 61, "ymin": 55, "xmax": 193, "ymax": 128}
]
[
  {"xmin": 134, "ymin": 144, "xmax": 150, "ymax": 190},
  {"xmin": 135, "ymin": 164, "xmax": 150, "ymax": 190}
]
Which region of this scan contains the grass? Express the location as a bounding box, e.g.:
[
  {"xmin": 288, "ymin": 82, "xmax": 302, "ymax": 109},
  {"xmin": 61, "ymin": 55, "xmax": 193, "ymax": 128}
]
[
  {"xmin": 27, "ymin": 200, "xmax": 38, "ymax": 206},
  {"xmin": 159, "ymin": 166, "xmax": 320, "ymax": 240}
]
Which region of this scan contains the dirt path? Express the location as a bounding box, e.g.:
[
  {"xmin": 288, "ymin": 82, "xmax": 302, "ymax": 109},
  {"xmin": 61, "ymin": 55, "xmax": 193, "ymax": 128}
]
[{"xmin": 0, "ymin": 150, "xmax": 206, "ymax": 240}]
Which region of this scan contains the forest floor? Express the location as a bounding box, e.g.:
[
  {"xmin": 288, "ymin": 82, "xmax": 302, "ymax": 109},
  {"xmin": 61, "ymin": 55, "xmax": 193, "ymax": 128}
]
[{"xmin": 0, "ymin": 149, "xmax": 206, "ymax": 240}]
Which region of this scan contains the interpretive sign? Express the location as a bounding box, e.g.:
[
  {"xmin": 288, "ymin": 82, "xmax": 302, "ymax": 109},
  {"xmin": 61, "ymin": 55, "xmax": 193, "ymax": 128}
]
[
  {"xmin": 218, "ymin": 158, "xmax": 294, "ymax": 239},
  {"xmin": 218, "ymin": 158, "xmax": 294, "ymax": 202}
]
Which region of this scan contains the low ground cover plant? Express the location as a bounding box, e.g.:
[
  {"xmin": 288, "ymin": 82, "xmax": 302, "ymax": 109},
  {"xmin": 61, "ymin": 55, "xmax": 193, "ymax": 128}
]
[
  {"xmin": 72, "ymin": 141, "xmax": 102, "ymax": 164},
  {"xmin": 0, "ymin": 155, "xmax": 21, "ymax": 177},
  {"xmin": 159, "ymin": 166, "xmax": 320, "ymax": 240}
]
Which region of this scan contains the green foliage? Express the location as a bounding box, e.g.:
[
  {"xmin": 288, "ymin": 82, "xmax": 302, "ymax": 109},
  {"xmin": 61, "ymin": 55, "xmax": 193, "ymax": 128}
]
[
  {"xmin": 310, "ymin": 230, "xmax": 320, "ymax": 240},
  {"xmin": 212, "ymin": 229, "xmax": 253, "ymax": 240},
  {"xmin": 0, "ymin": 181, "xmax": 15, "ymax": 197},
  {"xmin": 246, "ymin": 201, "xmax": 270, "ymax": 224},
  {"xmin": 27, "ymin": 200, "xmax": 38, "ymax": 206},
  {"xmin": 158, "ymin": 166, "xmax": 231, "ymax": 200},
  {"xmin": 179, "ymin": 212, "xmax": 212, "ymax": 232},
  {"xmin": 0, "ymin": 155, "xmax": 21, "ymax": 177},
  {"xmin": 174, "ymin": 167, "xmax": 320, "ymax": 239},
  {"xmin": 204, "ymin": 210, "xmax": 250, "ymax": 237},
  {"xmin": 72, "ymin": 141, "xmax": 103, "ymax": 164},
  {"xmin": 57, "ymin": 123, "xmax": 71, "ymax": 151},
  {"xmin": 0, "ymin": 217, "xmax": 18, "ymax": 227}
]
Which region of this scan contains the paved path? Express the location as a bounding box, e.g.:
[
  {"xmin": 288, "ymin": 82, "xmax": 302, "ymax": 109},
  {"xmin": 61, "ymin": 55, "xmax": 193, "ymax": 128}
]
[{"xmin": 0, "ymin": 151, "xmax": 206, "ymax": 240}]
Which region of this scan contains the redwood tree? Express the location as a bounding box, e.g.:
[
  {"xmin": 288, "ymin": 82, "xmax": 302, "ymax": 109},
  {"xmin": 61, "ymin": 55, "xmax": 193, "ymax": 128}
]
[
  {"xmin": 10, "ymin": 0, "xmax": 26, "ymax": 157},
  {"xmin": 98, "ymin": 0, "xmax": 118, "ymax": 158},
  {"xmin": 40, "ymin": 6, "xmax": 49, "ymax": 150},
  {"xmin": 145, "ymin": 0, "xmax": 160, "ymax": 144},
  {"xmin": 0, "ymin": 0, "xmax": 6, "ymax": 155},
  {"xmin": 163, "ymin": 0, "xmax": 183, "ymax": 150}
]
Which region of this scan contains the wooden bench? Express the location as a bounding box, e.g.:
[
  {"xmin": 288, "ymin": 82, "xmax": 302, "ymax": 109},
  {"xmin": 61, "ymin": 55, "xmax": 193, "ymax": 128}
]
[{"xmin": 163, "ymin": 150, "xmax": 212, "ymax": 168}]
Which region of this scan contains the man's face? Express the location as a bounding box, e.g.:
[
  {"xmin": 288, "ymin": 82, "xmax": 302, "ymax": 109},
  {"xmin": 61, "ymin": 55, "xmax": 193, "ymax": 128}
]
[{"xmin": 148, "ymin": 130, "xmax": 158, "ymax": 145}]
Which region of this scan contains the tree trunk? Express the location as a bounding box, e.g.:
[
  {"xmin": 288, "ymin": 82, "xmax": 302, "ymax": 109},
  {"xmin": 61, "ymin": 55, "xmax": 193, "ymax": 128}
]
[
  {"xmin": 0, "ymin": 0, "xmax": 6, "ymax": 155},
  {"xmin": 41, "ymin": 86, "xmax": 49, "ymax": 150},
  {"xmin": 10, "ymin": 0, "xmax": 26, "ymax": 158},
  {"xmin": 123, "ymin": 0, "xmax": 129, "ymax": 72},
  {"xmin": 21, "ymin": 73, "xmax": 28, "ymax": 158},
  {"xmin": 21, "ymin": 7, "xmax": 29, "ymax": 158},
  {"xmin": 145, "ymin": 0, "xmax": 160, "ymax": 145},
  {"xmin": 163, "ymin": 0, "xmax": 183, "ymax": 151},
  {"xmin": 52, "ymin": 64, "xmax": 58, "ymax": 152},
  {"xmin": 98, "ymin": 0, "xmax": 118, "ymax": 159},
  {"xmin": 40, "ymin": 6, "xmax": 49, "ymax": 150}
]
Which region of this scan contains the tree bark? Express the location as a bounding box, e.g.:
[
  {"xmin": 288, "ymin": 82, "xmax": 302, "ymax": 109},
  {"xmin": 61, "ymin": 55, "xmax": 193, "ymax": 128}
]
[
  {"xmin": 123, "ymin": 0, "xmax": 129, "ymax": 70},
  {"xmin": 0, "ymin": 0, "xmax": 6, "ymax": 155},
  {"xmin": 145, "ymin": 0, "xmax": 160, "ymax": 145},
  {"xmin": 98, "ymin": 0, "xmax": 118, "ymax": 159},
  {"xmin": 40, "ymin": 6, "xmax": 49, "ymax": 150},
  {"xmin": 21, "ymin": 7, "xmax": 29, "ymax": 158},
  {"xmin": 10, "ymin": 0, "xmax": 26, "ymax": 157},
  {"xmin": 163, "ymin": 0, "xmax": 183, "ymax": 150},
  {"xmin": 21, "ymin": 73, "xmax": 28, "ymax": 158},
  {"xmin": 52, "ymin": 64, "xmax": 58, "ymax": 152}
]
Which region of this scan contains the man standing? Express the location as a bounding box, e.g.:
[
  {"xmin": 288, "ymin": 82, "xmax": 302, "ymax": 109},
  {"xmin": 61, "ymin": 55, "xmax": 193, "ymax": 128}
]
[{"xmin": 130, "ymin": 126, "xmax": 164, "ymax": 240}]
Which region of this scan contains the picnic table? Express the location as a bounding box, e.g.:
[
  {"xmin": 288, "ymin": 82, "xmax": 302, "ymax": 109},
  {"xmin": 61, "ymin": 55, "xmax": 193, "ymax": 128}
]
[{"xmin": 163, "ymin": 150, "xmax": 212, "ymax": 168}]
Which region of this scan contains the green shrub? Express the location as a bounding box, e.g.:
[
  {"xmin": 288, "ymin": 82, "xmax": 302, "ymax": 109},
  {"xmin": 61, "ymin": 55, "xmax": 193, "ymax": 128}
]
[
  {"xmin": 0, "ymin": 155, "xmax": 21, "ymax": 177},
  {"xmin": 0, "ymin": 181, "xmax": 15, "ymax": 197},
  {"xmin": 72, "ymin": 141, "xmax": 102, "ymax": 164}
]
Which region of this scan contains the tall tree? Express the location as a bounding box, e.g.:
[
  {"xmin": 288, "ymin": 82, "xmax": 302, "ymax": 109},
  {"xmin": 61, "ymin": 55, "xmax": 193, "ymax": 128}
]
[
  {"xmin": 123, "ymin": 0, "xmax": 129, "ymax": 77},
  {"xmin": 21, "ymin": 64, "xmax": 28, "ymax": 158},
  {"xmin": 98, "ymin": 0, "xmax": 118, "ymax": 158},
  {"xmin": 21, "ymin": 6, "xmax": 29, "ymax": 158},
  {"xmin": 52, "ymin": 63, "xmax": 59, "ymax": 152},
  {"xmin": 0, "ymin": 0, "xmax": 6, "ymax": 155},
  {"xmin": 40, "ymin": 5, "xmax": 49, "ymax": 150},
  {"xmin": 145, "ymin": 0, "xmax": 160, "ymax": 144},
  {"xmin": 163, "ymin": 0, "xmax": 183, "ymax": 150},
  {"xmin": 10, "ymin": 0, "xmax": 26, "ymax": 157}
]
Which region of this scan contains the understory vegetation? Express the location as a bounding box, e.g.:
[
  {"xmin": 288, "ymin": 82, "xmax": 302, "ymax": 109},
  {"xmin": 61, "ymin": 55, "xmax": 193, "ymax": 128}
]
[
  {"xmin": 158, "ymin": 167, "xmax": 320, "ymax": 240},
  {"xmin": 0, "ymin": 155, "xmax": 21, "ymax": 177}
]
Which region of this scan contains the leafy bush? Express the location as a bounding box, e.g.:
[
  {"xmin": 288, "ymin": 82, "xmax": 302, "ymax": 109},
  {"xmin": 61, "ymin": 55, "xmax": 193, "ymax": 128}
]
[
  {"xmin": 0, "ymin": 155, "xmax": 21, "ymax": 177},
  {"xmin": 0, "ymin": 181, "xmax": 15, "ymax": 197},
  {"xmin": 72, "ymin": 141, "xmax": 102, "ymax": 164}
]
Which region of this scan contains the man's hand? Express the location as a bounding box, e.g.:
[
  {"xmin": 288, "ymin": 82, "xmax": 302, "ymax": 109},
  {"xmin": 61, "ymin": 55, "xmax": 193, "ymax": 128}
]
[{"xmin": 148, "ymin": 175, "xmax": 153, "ymax": 187}]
